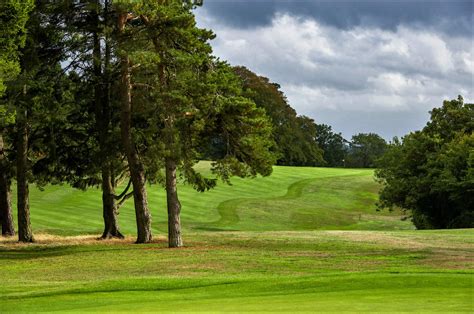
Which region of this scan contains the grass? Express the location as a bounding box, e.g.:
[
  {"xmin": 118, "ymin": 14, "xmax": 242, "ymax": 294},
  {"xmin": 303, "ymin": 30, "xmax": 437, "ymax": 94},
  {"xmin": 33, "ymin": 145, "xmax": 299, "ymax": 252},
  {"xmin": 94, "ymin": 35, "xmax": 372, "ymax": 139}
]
[
  {"xmin": 21, "ymin": 163, "xmax": 411, "ymax": 235},
  {"xmin": 1, "ymin": 164, "xmax": 472, "ymax": 312}
]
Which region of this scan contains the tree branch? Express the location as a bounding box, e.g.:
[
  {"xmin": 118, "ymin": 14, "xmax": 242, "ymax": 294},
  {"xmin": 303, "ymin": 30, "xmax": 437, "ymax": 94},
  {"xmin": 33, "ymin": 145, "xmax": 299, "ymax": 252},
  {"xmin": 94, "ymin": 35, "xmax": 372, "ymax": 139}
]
[
  {"xmin": 117, "ymin": 191, "xmax": 134, "ymax": 209},
  {"xmin": 114, "ymin": 178, "xmax": 132, "ymax": 200}
]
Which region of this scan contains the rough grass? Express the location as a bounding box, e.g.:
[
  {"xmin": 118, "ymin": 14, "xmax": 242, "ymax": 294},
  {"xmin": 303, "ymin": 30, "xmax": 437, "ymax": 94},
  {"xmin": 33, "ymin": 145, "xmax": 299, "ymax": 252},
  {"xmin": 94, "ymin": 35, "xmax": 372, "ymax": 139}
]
[{"xmin": 1, "ymin": 164, "xmax": 472, "ymax": 312}]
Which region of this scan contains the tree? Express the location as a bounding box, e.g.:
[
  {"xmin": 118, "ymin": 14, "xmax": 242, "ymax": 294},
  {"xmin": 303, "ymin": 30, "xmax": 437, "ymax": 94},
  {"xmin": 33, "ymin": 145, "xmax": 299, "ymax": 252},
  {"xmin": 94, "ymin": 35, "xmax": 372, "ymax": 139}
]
[
  {"xmin": 33, "ymin": 0, "xmax": 134, "ymax": 240},
  {"xmin": 86, "ymin": 0, "xmax": 128, "ymax": 239},
  {"xmin": 0, "ymin": 0, "xmax": 34, "ymax": 236},
  {"xmin": 345, "ymin": 133, "xmax": 387, "ymax": 168},
  {"xmin": 376, "ymin": 96, "xmax": 473, "ymax": 229},
  {"xmin": 117, "ymin": 16, "xmax": 153, "ymax": 243},
  {"xmin": 315, "ymin": 124, "xmax": 347, "ymax": 167},
  {"xmin": 156, "ymin": 61, "xmax": 275, "ymax": 247},
  {"xmin": 233, "ymin": 66, "xmax": 323, "ymax": 166},
  {"xmin": 123, "ymin": 2, "xmax": 275, "ymax": 247},
  {"xmin": 3, "ymin": 0, "xmax": 69, "ymax": 242}
]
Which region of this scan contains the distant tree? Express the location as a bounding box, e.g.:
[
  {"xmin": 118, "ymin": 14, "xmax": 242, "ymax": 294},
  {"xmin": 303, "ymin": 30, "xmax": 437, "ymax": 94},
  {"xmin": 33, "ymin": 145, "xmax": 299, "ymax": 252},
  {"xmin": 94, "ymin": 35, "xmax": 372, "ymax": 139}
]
[
  {"xmin": 345, "ymin": 133, "xmax": 387, "ymax": 168},
  {"xmin": 315, "ymin": 124, "xmax": 347, "ymax": 167},
  {"xmin": 376, "ymin": 96, "xmax": 473, "ymax": 229},
  {"xmin": 233, "ymin": 66, "xmax": 323, "ymax": 166}
]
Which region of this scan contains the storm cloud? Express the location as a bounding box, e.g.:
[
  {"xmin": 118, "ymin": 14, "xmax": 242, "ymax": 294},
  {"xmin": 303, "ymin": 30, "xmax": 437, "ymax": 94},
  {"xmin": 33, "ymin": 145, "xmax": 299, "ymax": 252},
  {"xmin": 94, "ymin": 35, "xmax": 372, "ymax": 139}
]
[{"xmin": 195, "ymin": 1, "xmax": 473, "ymax": 139}]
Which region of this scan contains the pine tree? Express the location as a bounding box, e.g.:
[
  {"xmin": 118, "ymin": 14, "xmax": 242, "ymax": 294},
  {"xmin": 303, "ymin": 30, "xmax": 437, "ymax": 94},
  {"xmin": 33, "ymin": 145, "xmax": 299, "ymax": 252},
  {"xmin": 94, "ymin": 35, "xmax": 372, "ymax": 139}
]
[
  {"xmin": 127, "ymin": 1, "xmax": 275, "ymax": 247},
  {"xmin": 4, "ymin": 0, "xmax": 68, "ymax": 242},
  {"xmin": 0, "ymin": 0, "xmax": 34, "ymax": 237}
]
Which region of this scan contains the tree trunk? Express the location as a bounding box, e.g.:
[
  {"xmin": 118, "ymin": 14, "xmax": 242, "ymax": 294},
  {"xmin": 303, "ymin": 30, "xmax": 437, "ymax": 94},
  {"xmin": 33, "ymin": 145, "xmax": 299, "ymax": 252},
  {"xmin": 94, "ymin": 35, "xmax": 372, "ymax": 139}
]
[
  {"xmin": 17, "ymin": 109, "xmax": 33, "ymax": 243},
  {"xmin": 93, "ymin": 8, "xmax": 123, "ymax": 240},
  {"xmin": 0, "ymin": 135, "xmax": 15, "ymax": 236},
  {"xmin": 166, "ymin": 158, "xmax": 183, "ymax": 248},
  {"xmin": 100, "ymin": 166, "xmax": 124, "ymax": 239},
  {"xmin": 118, "ymin": 17, "xmax": 152, "ymax": 243},
  {"xmin": 0, "ymin": 176, "xmax": 15, "ymax": 237}
]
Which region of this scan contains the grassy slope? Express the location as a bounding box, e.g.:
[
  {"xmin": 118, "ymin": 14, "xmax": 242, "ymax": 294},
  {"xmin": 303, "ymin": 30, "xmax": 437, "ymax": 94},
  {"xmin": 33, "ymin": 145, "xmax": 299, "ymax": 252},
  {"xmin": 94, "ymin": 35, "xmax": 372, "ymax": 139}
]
[
  {"xmin": 1, "ymin": 164, "xmax": 472, "ymax": 312},
  {"xmin": 22, "ymin": 163, "xmax": 411, "ymax": 236}
]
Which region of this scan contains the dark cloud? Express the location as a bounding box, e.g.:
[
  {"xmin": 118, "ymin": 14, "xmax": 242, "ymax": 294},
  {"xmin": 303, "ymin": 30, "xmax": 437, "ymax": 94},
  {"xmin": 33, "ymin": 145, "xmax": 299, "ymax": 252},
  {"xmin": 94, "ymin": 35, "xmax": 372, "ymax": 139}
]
[{"xmin": 198, "ymin": 0, "xmax": 473, "ymax": 37}]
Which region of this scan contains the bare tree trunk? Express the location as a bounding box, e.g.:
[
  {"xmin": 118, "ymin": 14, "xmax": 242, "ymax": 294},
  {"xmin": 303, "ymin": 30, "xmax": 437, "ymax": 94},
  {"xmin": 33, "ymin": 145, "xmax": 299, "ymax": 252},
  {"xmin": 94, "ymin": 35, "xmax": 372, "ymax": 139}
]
[
  {"xmin": 166, "ymin": 158, "xmax": 183, "ymax": 248},
  {"xmin": 118, "ymin": 15, "xmax": 152, "ymax": 243},
  {"xmin": 0, "ymin": 134, "xmax": 14, "ymax": 236},
  {"xmin": 100, "ymin": 166, "xmax": 124, "ymax": 239},
  {"xmin": 17, "ymin": 109, "xmax": 33, "ymax": 243}
]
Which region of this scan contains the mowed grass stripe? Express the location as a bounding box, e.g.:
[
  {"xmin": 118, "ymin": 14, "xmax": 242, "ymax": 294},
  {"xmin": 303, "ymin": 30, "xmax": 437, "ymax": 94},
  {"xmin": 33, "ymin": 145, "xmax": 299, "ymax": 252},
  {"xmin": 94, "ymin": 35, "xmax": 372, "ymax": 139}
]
[
  {"xmin": 9, "ymin": 164, "xmax": 410, "ymax": 236},
  {"xmin": 209, "ymin": 174, "xmax": 409, "ymax": 231}
]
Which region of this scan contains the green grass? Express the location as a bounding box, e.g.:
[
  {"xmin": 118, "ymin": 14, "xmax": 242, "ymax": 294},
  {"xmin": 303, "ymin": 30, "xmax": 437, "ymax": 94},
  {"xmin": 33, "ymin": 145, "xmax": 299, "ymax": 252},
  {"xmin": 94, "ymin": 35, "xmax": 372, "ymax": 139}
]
[
  {"xmin": 21, "ymin": 163, "xmax": 411, "ymax": 235},
  {"xmin": 1, "ymin": 164, "xmax": 472, "ymax": 312}
]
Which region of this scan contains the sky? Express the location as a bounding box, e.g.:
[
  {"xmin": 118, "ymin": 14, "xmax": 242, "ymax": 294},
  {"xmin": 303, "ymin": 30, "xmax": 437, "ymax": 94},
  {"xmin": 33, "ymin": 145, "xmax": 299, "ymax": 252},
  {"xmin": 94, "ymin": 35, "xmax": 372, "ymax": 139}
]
[{"xmin": 194, "ymin": 0, "xmax": 473, "ymax": 140}]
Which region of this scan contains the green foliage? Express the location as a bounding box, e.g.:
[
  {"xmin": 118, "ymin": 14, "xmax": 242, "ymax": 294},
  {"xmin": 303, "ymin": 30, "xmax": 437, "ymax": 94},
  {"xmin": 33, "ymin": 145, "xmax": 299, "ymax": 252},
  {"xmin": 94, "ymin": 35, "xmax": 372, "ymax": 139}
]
[
  {"xmin": 315, "ymin": 123, "xmax": 347, "ymax": 167},
  {"xmin": 376, "ymin": 96, "xmax": 473, "ymax": 229},
  {"xmin": 0, "ymin": 0, "xmax": 34, "ymax": 127},
  {"xmin": 1, "ymin": 0, "xmax": 72, "ymax": 187},
  {"xmin": 203, "ymin": 64, "xmax": 276, "ymax": 182},
  {"xmin": 346, "ymin": 133, "xmax": 387, "ymax": 168},
  {"xmin": 233, "ymin": 66, "xmax": 323, "ymax": 166},
  {"xmin": 0, "ymin": 0, "xmax": 34, "ymax": 97},
  {"xmin": 120, "ymin": 3, "xmax": 275, "ymax": 190}
]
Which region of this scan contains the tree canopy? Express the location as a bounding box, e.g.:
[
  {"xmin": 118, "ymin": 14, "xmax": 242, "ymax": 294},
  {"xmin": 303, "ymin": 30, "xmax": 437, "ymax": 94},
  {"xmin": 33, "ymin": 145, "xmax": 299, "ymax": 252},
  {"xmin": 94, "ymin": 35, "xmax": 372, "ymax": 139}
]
[
  {"xmin": 376, "ymin": 96, "xmax": 473, "ymax": 229},
  {"xmin": 0, "ymin": 0, "xmax": 34, "ymax": 97},
  {"xmin": 314, "ymin": 123, "xmax": 347, "ymax": 167},
  {"xmin": 345, "ymin": 133, "xmax": 387, "ymax": 168},
  {"xmin": 233, "ymin": 66, "xmax": 323, "ymax": 166}
]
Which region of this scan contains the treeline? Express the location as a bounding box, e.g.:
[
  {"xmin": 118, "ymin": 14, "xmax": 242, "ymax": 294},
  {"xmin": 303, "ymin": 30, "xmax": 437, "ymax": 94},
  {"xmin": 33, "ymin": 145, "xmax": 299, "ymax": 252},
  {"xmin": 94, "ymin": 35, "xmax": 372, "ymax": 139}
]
[
  {"xmin": 231, "ymin": 67, "xmax": 388, "ymax": 168},
  {"xmin": 0, "ymin": 0, "xmax": 276, "ymax": 245}
]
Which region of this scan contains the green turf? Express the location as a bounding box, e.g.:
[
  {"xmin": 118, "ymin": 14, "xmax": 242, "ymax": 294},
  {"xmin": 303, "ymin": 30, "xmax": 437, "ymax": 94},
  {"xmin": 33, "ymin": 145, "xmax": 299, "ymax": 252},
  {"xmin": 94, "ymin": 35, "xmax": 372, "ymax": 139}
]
[
  {"xmin": 1, "ymin": 230, "xmax": 472, "ymax": 312},
  {"xmin": 17, "ymin": 163, "xmax": 412, "ymax": 236},
  {"xmin": 1, "ymin": 165, "xmax": 472, "ymax": 312}
]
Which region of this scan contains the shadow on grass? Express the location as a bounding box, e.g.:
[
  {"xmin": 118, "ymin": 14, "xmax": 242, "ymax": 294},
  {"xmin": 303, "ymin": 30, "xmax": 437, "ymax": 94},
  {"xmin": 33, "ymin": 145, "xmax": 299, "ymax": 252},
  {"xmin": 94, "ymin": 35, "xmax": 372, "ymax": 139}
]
[{"xmin": 0, "ymin": 235, "xmax": 169, "ymax": 260}]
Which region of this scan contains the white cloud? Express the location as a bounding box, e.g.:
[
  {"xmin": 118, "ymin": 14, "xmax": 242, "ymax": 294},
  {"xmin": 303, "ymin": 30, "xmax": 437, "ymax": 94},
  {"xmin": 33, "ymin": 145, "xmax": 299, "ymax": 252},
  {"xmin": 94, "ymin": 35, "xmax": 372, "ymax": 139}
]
[{"xmin": 196, "ymin": 11, "xmax": 473, "ymax": 137}]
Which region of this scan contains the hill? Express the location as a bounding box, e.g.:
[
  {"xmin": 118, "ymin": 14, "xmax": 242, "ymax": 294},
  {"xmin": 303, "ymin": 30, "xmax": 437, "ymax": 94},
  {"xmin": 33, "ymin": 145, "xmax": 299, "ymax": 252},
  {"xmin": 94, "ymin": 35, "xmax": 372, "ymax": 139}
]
[{"xmin": 16, "ymin": 163, "xmax": 411, "ymax": 236}]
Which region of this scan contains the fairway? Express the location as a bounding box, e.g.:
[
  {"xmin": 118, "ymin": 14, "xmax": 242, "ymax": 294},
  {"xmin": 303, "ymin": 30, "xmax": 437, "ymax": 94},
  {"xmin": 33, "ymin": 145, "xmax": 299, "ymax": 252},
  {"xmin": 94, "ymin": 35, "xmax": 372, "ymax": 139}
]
[
  {"xmin": 22, "ymin": 164, "xmax": 411, "ymax": 235},
  {"xmin": 1, "ymin": 166, "xmax": 472, "ymax": 312}
]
